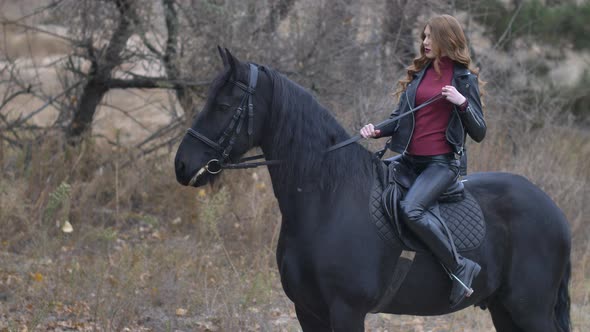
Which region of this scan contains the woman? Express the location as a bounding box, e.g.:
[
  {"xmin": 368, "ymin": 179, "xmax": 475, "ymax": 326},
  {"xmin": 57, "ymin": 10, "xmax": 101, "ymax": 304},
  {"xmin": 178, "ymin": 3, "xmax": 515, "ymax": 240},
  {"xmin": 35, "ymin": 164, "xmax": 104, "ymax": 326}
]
[{"xmin": 360, "ymin": 14, "xmax": 486, "ymax": 308}]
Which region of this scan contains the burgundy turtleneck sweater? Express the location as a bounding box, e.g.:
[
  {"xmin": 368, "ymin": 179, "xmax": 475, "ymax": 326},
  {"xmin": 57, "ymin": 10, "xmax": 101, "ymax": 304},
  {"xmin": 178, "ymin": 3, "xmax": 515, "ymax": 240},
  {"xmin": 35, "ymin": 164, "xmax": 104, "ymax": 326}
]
[{"xmin": 407, "ymin": 56, "xmax": 457, "ymax": 156}]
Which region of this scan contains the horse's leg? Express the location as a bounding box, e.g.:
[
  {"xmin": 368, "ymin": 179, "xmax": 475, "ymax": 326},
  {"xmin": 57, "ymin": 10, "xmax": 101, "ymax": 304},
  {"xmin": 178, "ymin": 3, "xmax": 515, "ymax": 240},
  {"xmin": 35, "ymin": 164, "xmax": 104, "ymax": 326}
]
[
  {"xmin": 329, "ymin": 300, "xmax": 366, "ymax": 332},
  {"xmin": 499, "ymin": 229, "xmax": 569, "ymax": 331},
  {"xmin": 491, "ymin": 297, "xmax": 566, "ymax": 332},
  {"xmin": 499, "ymin": 268, "xmax": 566, "ymax": 332},
  {"xmin": 488, "ymin": 301, "xmax": 523, "ymax": 332},
  {"xmin": 509, "ymin": 309, "xmax": 565, "ymax": 332},
  {"xmin": 295, "ymin": 305, "xmax": 331, "ymax": 332}
]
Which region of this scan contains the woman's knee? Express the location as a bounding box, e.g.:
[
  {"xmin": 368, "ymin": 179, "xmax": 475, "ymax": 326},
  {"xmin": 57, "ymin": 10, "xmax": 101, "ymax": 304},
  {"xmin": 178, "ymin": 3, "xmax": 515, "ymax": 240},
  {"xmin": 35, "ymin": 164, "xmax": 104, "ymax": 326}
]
[{"xmin": 400, "ymin": 200, "xmax": 426, "ymax": 222}]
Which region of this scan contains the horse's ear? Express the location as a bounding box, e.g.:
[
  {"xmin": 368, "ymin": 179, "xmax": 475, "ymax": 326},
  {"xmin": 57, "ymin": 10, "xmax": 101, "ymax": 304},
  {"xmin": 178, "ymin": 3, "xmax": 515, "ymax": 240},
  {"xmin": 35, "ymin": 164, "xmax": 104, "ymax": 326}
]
[
  {"xmin": 217, "ymin": 45, "xmax": 229, "ymax": 69},
  {"xmin": 224, "ymin": 48, "xmax": 240, "ymax": 75}
]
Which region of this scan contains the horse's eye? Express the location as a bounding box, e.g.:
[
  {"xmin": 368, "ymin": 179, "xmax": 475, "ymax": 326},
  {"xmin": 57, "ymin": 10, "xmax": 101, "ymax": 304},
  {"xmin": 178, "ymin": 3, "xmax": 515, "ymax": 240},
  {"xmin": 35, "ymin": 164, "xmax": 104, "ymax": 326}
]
[
  {"xmin": 216, "ymin": 102, "xmax": 231, "ymax": 111},
  {"xmin": 215, "ymin": 96, "xmax": 236, "ymax": 111}
]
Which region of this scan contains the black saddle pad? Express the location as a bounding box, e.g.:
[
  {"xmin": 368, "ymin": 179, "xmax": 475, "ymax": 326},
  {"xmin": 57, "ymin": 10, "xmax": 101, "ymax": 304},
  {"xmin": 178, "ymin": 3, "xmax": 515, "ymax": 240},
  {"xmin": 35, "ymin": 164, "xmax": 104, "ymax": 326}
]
[{"xmin": 370, "ymin": 162, "xmax": 485, "ymax": 253}]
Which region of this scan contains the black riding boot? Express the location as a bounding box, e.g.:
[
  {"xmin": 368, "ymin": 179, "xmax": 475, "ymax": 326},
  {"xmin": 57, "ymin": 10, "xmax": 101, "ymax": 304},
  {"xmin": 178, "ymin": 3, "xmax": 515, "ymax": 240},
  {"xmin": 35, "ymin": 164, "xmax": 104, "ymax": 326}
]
[
  {"xmin": 399, "ymin": 155, "xmax": 481, "ymax": 308},
  {"xmin": 400, "ymin": 206, "xmax": 481, "ymax": 308}
]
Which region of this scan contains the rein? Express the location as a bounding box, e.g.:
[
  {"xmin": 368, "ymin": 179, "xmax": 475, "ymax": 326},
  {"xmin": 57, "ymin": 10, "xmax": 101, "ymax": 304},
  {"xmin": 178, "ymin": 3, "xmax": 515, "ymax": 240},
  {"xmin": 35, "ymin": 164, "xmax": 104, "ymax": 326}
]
[
  {"xmin": 325, "ymin": 92, "xmax": 444, "ymax": 153},
  {"xmin": 188, "ymin": 64, "xmax": 444, "ymax": 173}
]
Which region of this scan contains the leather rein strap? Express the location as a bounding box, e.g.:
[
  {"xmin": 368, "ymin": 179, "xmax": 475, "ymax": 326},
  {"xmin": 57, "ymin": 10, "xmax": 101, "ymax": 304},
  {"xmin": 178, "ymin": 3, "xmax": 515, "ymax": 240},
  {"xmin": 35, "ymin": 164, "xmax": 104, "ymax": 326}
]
[
  {"xmin": 187, "ymin": 66, "xmax": 443, "ymax": 172},
  {"xmin": 325, "ymin": 93, "xmax": 445, "ymax": 153}
]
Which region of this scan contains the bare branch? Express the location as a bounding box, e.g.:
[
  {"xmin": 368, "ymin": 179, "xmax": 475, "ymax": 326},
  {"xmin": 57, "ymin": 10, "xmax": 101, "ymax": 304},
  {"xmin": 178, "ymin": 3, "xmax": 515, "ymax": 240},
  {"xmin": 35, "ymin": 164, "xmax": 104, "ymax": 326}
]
[
  {"xmin": 6, "ymin": 80, "xmax": 84, "ymax": 130},
  {"xmin": 5, "ymin": 0, "xmax": 66, "ymax": 22},
  {"xmin": 99, "ymin": 102, "xmax": 153, "ymax": 132},
  {"xmin": 0, "ymin": 86, "xmax": 31, "ymax": 111},
  {"xmin": 106, "ymin": 75, "xmax": 209, "ymax": 89},
  {"xmin": 135, "ymin": 117, "xmax": 183, "ymax": 149},
  {"xmin": 491, "ymin": 2, "xmax": 524, "ymax": 51},
  {"xmin": 0, "ymin": 19, "xmax": 77, "ymax": 45}
]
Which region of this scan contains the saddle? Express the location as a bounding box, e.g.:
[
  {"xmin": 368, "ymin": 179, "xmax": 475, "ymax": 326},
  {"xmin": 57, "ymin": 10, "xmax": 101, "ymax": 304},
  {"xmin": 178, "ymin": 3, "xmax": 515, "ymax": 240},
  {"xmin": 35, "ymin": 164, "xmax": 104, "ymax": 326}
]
[{"xmin": 371, "ymin": 156, "xmax": 485, "ymax": 253}]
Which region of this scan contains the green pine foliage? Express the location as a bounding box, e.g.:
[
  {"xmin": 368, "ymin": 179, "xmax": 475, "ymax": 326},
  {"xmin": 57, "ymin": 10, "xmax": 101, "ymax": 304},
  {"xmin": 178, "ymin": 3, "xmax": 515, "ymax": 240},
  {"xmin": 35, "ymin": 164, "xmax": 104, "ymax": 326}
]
[{"xmin": 458, "ymin": 0, "xmax": 590, "ymax": 50}]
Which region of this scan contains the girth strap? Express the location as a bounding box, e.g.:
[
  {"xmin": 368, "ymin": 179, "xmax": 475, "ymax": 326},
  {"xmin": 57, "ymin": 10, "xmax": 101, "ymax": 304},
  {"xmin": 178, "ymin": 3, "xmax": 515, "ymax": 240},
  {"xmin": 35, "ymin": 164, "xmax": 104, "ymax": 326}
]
[{"xmin": 370, "ymin": 250, "xmax": 416, "ymax": 313}]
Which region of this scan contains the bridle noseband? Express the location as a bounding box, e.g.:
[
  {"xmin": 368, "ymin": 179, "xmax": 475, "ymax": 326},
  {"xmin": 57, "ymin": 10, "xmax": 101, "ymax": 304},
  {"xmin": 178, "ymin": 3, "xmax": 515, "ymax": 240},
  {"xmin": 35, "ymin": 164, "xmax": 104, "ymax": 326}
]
[{"xmin": 186, "ymin": 64, "xmax": 281, "ymax": 174}]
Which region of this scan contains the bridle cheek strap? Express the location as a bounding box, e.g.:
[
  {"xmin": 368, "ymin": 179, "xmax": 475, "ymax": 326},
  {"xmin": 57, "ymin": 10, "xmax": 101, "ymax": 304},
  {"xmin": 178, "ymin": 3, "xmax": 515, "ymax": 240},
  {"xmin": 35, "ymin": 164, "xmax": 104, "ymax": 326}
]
[{"xmin": 247, "ymin": 64, "xmax": 258, "ymax": 146}]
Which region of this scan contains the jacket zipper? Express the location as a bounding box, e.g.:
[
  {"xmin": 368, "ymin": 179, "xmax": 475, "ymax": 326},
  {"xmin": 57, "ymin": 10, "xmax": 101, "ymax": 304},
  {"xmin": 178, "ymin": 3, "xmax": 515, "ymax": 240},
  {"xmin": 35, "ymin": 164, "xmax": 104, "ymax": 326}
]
[
  {"xmin": 454, "ymin": 73, "xmax": 470, "ymax": 155},
  {"xmin": 458, "ymin": 112, "xmax": 465, "ymax": 155}
]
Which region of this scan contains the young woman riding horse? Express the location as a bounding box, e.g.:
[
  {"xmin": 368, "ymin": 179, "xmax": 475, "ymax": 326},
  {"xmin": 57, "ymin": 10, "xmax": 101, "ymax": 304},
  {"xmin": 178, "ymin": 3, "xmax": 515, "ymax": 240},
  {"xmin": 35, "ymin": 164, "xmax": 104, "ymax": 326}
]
[
  {"xmin": 174, "ymin": 27, "xmax": 570, "ymax": 332},
  {"xmin": 360, "ymin": 14, "xmax": 486, "ymax": 308}
]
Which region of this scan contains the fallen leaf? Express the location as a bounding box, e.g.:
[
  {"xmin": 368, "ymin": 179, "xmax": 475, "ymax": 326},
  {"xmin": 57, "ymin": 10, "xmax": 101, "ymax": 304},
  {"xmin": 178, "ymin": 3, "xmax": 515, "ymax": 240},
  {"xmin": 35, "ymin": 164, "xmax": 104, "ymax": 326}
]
[
  {"xmin": 31, "ymin": 272, "xmax": 43, "ymax": 282},
  {"xmin": 61, "ymin": 220, "xmax": 73, "ymax": 233},
  {"xmin": 176, "ymin": 308, "xmax": 187, "ymax": 316}
]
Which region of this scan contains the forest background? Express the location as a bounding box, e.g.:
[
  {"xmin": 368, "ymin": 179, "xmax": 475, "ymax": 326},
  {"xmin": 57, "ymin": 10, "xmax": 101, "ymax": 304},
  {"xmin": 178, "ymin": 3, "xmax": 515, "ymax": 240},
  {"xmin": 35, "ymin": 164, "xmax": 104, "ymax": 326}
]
[{"xmin": 0, "ymin": 0, "xmax": 589, "ymax": 330}]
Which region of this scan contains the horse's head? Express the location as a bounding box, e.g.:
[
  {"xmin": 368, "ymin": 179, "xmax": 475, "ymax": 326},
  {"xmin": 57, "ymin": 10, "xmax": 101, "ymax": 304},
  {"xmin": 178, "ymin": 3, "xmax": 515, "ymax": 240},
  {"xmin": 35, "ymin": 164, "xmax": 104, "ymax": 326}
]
[{"xmin": 174, "ymin": 48, "xmax": 270, "ymax": 187}]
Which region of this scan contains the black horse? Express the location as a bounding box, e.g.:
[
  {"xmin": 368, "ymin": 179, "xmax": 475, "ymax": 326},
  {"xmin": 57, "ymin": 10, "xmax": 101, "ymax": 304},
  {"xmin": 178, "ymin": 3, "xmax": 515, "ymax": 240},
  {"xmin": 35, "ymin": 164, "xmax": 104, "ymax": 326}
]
[{"xmin": 174, "ymin": 48, "xmax": 571, "ymax": 331}]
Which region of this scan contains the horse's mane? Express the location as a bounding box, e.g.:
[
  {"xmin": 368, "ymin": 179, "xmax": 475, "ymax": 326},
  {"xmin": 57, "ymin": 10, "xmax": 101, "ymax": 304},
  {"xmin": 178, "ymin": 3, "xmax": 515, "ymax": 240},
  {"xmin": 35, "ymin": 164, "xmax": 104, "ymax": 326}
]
[{"xmin": 262, "ymin": 66, "xmax": 374, "ymax": 189}]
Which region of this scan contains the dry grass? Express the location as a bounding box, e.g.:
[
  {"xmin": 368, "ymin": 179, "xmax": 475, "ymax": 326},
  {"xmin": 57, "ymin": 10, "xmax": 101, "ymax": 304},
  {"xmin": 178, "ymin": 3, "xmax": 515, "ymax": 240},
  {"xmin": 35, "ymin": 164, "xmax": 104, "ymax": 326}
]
[
  {"xmin": 0, "ymin": 114, "xmax": 589, "ymax": 331},
  {"xmin": 0, "ymin": 136, "xmax": 295, "ymax": 331}
]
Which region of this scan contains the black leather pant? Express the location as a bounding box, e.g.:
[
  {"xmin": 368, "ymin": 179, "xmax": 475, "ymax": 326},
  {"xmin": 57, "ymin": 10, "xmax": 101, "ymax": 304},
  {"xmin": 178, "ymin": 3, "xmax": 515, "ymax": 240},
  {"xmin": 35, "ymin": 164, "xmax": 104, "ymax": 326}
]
[{"xmin": 399, "ymin": 153, "xmax": 461, "ymax": 268}]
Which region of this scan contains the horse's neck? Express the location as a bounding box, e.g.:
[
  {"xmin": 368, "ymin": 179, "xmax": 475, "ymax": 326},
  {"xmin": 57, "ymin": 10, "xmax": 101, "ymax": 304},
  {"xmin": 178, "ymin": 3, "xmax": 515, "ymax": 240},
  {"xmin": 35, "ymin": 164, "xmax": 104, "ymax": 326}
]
[
  {"xmin": 258, "ymin": 73, "xmax": 374, "ymax": 220},
  {"xmin": 261, "ymin": 142, "xmax": 374, "ymax": 226}
]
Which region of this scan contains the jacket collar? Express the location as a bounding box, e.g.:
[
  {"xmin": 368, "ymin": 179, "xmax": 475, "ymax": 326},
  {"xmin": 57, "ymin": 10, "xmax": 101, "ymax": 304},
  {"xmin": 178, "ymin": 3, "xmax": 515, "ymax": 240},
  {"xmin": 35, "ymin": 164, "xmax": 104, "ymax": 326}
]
[
  {"xmin": 453, "ymin": 62, "xmax": 470, "ymax": 77},
  {"xmin": 451, "ymin": 62, "xmax": 471, "ymax": 88},
  {"xmin": 406, "ymin": 60, "xmax": 471, "ymax": 108}
]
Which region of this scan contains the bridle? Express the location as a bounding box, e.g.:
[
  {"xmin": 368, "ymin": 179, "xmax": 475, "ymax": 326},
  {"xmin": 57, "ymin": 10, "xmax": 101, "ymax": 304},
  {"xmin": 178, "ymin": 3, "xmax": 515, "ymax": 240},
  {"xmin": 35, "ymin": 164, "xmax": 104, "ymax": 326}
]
[{"xmin": 186, "ymin": 64, "xmax": 282, "ymax": 175}]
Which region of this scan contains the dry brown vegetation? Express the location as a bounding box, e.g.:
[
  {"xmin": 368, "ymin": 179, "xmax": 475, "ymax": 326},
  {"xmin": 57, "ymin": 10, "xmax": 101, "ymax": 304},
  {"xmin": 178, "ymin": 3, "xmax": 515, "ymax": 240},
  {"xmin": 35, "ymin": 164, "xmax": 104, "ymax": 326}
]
[
  {"xmin": 1, "ymin": 111, "xmax": 588, "ymax": 332},
  {"xmin": 1, "ymin": 0, "xmax": 589, "ymax": 331}
]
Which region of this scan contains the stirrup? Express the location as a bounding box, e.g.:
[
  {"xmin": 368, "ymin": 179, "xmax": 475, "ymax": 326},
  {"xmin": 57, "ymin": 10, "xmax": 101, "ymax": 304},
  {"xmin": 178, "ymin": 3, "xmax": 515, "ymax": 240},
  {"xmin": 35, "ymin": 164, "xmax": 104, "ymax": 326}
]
[
  {"xmin": 449, "ymin": 273, "xmax": 474, "ymax": 297},
  {"xmin": 441, "ymin": 264, "xmax": 474, "ymax": 297}
]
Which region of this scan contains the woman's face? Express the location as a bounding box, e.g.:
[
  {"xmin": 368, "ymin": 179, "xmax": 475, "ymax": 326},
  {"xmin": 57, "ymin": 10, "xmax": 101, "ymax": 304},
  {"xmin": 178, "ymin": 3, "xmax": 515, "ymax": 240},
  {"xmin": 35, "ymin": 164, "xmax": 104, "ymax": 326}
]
[{"xmin": 423, "ymin": 25, "xmax": 436, "ymax": 59}]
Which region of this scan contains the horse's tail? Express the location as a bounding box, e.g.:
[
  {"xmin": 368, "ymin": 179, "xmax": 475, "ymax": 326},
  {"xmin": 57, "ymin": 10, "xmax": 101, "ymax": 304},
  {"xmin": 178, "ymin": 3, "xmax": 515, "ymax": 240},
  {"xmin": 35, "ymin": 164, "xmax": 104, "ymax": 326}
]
[{"xmin": 555, "ymin": 258, "xmax": 571, "ymax": 332}]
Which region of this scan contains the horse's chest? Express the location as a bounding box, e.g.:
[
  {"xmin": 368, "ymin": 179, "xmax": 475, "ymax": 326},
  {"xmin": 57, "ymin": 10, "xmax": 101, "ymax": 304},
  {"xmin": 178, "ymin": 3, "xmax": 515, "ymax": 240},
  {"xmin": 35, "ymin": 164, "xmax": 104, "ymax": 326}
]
[{"xmin": 277, "ymin": 248, "xmax": 320, "ymax": 303}]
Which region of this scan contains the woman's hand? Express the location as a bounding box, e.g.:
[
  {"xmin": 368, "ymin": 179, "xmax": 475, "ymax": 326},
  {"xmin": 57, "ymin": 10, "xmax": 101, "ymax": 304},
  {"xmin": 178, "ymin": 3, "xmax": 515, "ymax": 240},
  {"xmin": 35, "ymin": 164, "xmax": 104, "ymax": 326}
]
[
  {"xmin": 360, "ymin": 124, "xmax": 381, "ymax": 138},
  {"xmin": 442, "ymin": 85, "xmax": 467, "ymax": 106}
]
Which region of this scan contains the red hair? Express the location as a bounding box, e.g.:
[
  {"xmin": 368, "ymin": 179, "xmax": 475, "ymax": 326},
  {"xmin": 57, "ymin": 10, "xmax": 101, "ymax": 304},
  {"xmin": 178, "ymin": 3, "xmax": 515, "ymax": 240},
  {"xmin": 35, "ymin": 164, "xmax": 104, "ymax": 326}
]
[{"xmin": 395, "ymin": 14, "xmax": 485, "ymax": 102}]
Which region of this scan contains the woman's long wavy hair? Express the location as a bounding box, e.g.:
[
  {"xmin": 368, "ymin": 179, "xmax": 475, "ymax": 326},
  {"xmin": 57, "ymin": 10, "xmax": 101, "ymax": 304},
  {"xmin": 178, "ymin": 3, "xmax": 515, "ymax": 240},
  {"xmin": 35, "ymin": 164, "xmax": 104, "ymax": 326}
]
[{"xmin": 395, "ymin": 14, "xmax": 485, "ymax": 103}]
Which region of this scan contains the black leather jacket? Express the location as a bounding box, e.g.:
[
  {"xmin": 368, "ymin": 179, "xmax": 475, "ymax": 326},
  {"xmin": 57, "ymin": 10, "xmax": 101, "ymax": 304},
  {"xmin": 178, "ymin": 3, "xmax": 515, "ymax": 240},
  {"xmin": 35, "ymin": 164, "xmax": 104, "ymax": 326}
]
[{"xmin": 380, "ymin": 61, "xmax": 486, "ymax": 175}]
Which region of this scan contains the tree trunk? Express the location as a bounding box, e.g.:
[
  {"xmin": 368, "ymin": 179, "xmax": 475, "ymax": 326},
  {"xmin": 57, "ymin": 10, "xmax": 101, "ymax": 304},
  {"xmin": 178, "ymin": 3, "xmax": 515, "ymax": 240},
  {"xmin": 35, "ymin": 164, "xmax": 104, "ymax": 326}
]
[
  {"xmin": 66, "ymin": 0, "xmax": 135, "ymax": 143},
  {"xmin": 162, "ymin": 0, "xmax": 202, "ymax": 124}
]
